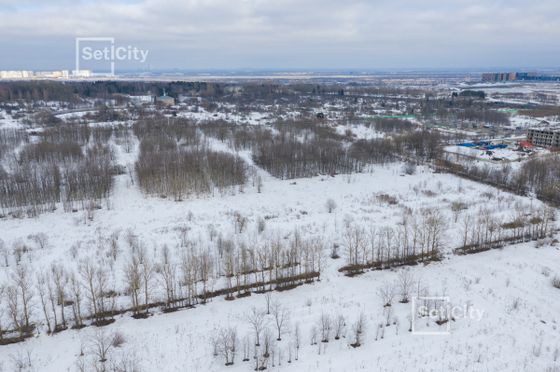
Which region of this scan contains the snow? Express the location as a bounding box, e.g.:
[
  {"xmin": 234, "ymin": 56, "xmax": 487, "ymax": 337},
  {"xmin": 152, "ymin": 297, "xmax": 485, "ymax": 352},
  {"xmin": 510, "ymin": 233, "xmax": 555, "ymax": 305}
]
[
  {"xmin": 510, "ymin": 116, "xmax": 556, "ymax": 129},
  {"xmin": 334, "ymin": 124, "xmax": 384, "ymax": 140},
  {"xmin": 0, "ymin": 163, "xmax": 538, "ymax": 265},
  {"xmin": 443, "ymin": 145, "xmax": 528, "ymax": 162},
  {"xmin": 177, "ymin": 107, "xmax": 274, "ymax": 125},
  {"xmin": 1, "ymin": 241, "xmax": 558, "ymax": 371},
  {"xmin": 0, "ymin": 159, "xmax": 556, "ymax": 371},
  {"xmin": 0, "ymin": 111, "xmax": 24, "ymax": 129}
]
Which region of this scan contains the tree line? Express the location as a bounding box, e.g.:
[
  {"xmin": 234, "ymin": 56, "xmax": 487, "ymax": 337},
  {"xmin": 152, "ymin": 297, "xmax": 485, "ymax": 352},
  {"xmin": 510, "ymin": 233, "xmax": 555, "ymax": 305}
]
[
  {"xmin": 439, "ymin": 154, "xmax": 560, "ymax": 206},
  {"xmin": 340, "ymin": 202, "xmax": 556, "ymax": 275},
  {"xmin": 0, "ymin": 124, "xmax": 116, "ymax": 217},
  {"xmin": 340, "ymin": 207, "xmax": 446, "ymax": 275},
  {"xmin": 0, "ymin": 229, "xmax": 324, "ymax": 345}
]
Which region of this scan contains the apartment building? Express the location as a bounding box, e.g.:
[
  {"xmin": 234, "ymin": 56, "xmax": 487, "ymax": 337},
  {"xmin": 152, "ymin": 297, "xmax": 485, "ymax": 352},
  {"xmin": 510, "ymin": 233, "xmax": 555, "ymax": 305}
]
[{"xmin": 527, "ymin": 128, "xmax": 560, "ymax": 148}]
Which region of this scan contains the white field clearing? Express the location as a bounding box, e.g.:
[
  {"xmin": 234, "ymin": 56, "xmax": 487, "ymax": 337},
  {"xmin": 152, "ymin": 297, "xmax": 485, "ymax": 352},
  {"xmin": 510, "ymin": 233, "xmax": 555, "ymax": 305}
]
[
  {"xmin": 1, "ymin": 242, "xmax": 559, "ymax": 372},
  {"xmin": 0, "ymin": 161, "xmax": 558, "ymax": 371}
]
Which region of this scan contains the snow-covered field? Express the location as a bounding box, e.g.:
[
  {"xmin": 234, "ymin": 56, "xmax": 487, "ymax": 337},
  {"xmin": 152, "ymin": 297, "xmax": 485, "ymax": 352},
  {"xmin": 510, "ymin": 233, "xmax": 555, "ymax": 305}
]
[
  {"xmin": 1, "ymin": 227, "xmax": 559, "ymax": 371},
  {"xmin": 0, "ymin": 90, "xmax": 559, "ymax": 372},
  {"xmin": 443, "ymin": 144, "xmax": 537, "ymax": 163},
  {"xmin": 0, "ymin": 158, "xmax": 558, "ymax": 371}
]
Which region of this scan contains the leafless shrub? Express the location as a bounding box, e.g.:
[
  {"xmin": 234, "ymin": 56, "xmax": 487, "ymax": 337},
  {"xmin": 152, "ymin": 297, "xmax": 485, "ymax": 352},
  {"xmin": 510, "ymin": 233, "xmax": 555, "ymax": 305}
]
[
  {"xmin": 318, "ymin": 313, "xmax": 331, "ymax": 343},
  {"xmin": 111, "ymin": 331, "xmax": 126, "ymax": 348},
  {"xmin": 233, "ymin": 212, "xmax": 248, "ymax": 234},
  {"xmin": 334, "ymin": 315, "xmax": 346, "ymax": 340},
  {"xmin": 376, "ymin": 194, "xmax": 398, "ymax": 205},
  {"xmin": 403, "ymin": 162, "xmax": 416, "ymax": 175},
  {"xmin": 377, "ymin": 282, "xmax": 396, "ymax": 307},
  {"xmin": 108, "ymin": 351, "xmax": 143, "ymax": 372},
  {"xmin": 28, "ymin": 233, "xmax": 49, "ymax": 250},
  {"xmin": 350, "ymin": 313, "xmax": 366, "ymax": 348},
  {"xmin": 325, "ymin": 198, "xmax": 337, "ymax": 213},
  {"xmin": 9, "ymin": 349, "xmax": 34, "ymax": 372},
  {"xmin": 552, "ymin": 276, "xmax": 560, "ymax": 290},
  {"xmin": 257, "ymin": 217, "xmax": 266, "ymax": 234}
]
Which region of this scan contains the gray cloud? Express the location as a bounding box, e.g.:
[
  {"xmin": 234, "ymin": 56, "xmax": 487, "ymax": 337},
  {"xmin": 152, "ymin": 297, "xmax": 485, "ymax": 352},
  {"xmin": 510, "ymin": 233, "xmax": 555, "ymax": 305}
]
[{"xmin": 0, "ymin": 0, "xmax": 559, "ymax": 70}]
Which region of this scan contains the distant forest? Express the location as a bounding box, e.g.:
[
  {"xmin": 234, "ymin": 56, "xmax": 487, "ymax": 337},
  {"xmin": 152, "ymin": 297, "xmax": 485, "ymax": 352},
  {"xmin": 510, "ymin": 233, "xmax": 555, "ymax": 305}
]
[
  {"xmin": 0, "ymin": 80, "xmax": 419, "ymax": 103},
  {"xmin": 0, "ymin": 81, "xmax": 218, "ymax": 102}
]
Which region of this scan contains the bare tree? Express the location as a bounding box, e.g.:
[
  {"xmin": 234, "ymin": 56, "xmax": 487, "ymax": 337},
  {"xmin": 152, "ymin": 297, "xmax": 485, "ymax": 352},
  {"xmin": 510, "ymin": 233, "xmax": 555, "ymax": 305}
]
[
  {"xmin": 159, "ymin": 245, "xmax": 178, "ymax": 310},
  {"xmin": 36, "ymin": 272, "xmax": 52, "ymax": 334},
  {"xmin": 422, "ymin": 208, "xmax": 446, "ymax": 260},
  {"xmin": 246, "ymin": 307, "xmax": 266, "ymax": 346},
  {"xmin": 139, "ymin": 250, "xmax": 154, "ymax": 315},
  {"xmin": 90, "ymin": 329, "xmax": 116, "ymax": 364},
  {"xmin": 95, "ymin": 267, "xmax": 112, "ymax": 324},
  {"xmin": 241, "ymin": 336, "xmax": 251, "ymax": 362},
  {"xmin": 69, "ymin": 271, "xmax": 84, "ymax": 329},
  {"xmin": 51, "ymin": 263, "xmax": 68, "ymax": 329},
  {"xmin": 264, "ymin": 292, "xmax": 272, "ymax": 315},
  {"xmin": 256, "ymin": 175, "xmax": 263, "ymax": 193},
  {"xmin": 377, "ymin": 282, "xmax": 396, "ymax": 307},
  {"xmin": 344, "ymin": 226, "xmax": 365, "ymax": 273},
  {"xmin": 216, "ymin": 327, "xmax": 238, "ymax": 366},
  {"xmin": 124, "ymin": 253, "xmax": 142, "ymax": 316},
  {"xmin": 461, "ymin": 214, "xmax": 472, "ymax": 250},
  {"xmin": 271, "ymin": 300, "xmax": 290, "ymax": 341},
  {"xmin": 0, "ymin": 239, "xmax": 8, "ymax": 267},
  {"xmin": 398, "ymin": 270, "xmax": 415, "ymax": 304},
  {"xmin": 10, "ymin": 265, "xmax": 33, "ymax": 336},
  {"xmin": 233, "ymin": 212, "xmax": 248, "ymax": 234},
  {"xmin": 80, "ymin": 259, "xmax": 99, "ymax": 322},
  {"xmin": 294, "ymin": 324, "xmax": 300, "ymax": 360},
  {"xmin": 262, "ymin": 329, "xmax": 273, "ymax": 358},
  {"xmin": 0, "ymin": 285, "xmax": 5, "ymax": 341}
]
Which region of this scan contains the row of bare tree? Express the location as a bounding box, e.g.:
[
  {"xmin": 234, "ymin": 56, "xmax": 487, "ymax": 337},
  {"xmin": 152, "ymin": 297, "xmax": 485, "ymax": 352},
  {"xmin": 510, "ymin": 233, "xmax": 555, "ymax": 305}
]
[
  {"xmin": 440, "ymin": 155, "xmax": 560, "ymax": 206},
  {"xmin": 340, "ymin": 204, "xmax": 556, "ymax": 274},
  {"xmin": 458, "ymin": 206, "xmax": 555, "ymax": 254},
  {"xmin": 0, "ymin": 231, "xmax": 324, "ymax": 344},
  {"xmin": 341, "ymin": 208, "xmax": 446, "ymax": 275}
]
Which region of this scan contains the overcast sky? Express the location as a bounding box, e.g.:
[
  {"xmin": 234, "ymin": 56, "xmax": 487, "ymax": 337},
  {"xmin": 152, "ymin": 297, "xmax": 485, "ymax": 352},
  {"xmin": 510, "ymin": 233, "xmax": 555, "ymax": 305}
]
[{"xmin": 0, "ymin": 0, "xmax": 559, "ymax": 71}]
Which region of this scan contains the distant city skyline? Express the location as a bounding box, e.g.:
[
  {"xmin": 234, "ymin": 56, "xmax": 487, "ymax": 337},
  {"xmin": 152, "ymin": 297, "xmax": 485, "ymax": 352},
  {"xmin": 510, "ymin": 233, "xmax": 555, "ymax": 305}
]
[{"xmin": 1, "ymin": 0, "xmax": 559, "ymax": 71}]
